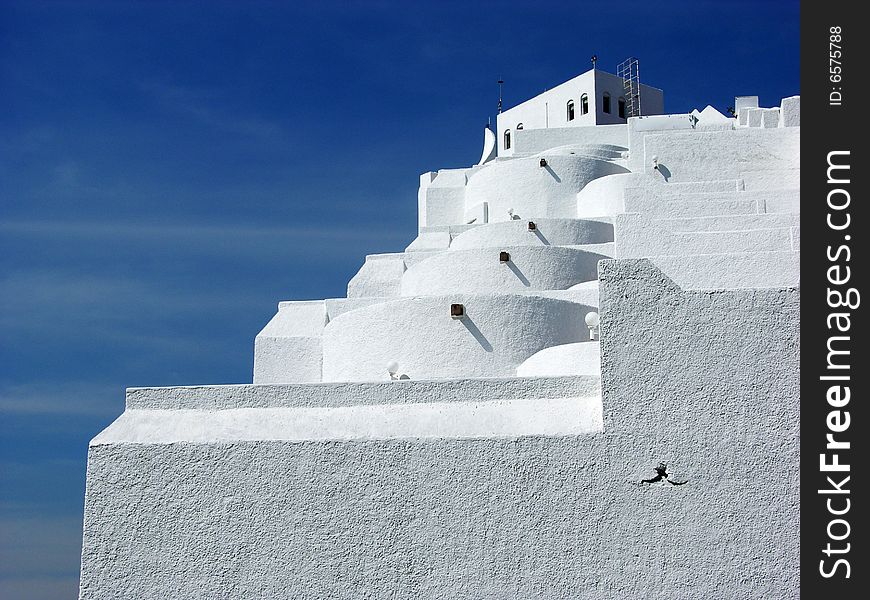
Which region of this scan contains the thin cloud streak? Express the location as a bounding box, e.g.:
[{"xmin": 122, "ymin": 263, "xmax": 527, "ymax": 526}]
[
  {"xmin": 0, "ymin": 515, "xmax": 83, "ymax": 575},
  {"xmin": 137, "ymin": 80, "xmax": 286, "ymax": 141},
  {"xmin": 0, "ymin": 382, "xmax": 121, "ymax": 416},
  {"xmin": 0, "ymin": 218, "xmax": 412, "ymax": 267},
  {"xmin": 0, "ymin": 271, "xmax": 263, "ymax": 369},
  {"xmin": 0, "ymin": 219, "xmax": 410, "ymax": 244}
]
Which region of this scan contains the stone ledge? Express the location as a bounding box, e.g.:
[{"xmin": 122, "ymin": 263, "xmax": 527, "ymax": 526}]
[
  {"xmin": 126, "ymin": 374, "xmax": 600, "ymax": 410},
  {"xmin": 94, "ymin": 395, "xmax": 603, "ymax": 445}
]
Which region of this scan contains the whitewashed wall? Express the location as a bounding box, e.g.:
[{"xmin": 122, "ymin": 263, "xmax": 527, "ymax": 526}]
[
  {"xmin": 253, "ymin": 301, "xmax": 327, "ymax": 384},
  {"xmin": 640, "ymin": 127, "xmax": 799, "ymax": 183},
  {"xmin": 321, "ymin": 294, "xmax": 594, "ymax": 381},
  {"xmin": 449, "ymin": 217, "xmax": 612, "ymax": 249},
  {"xmin": 81, "ymin": 261, "xmax": 799, "ymax": 599},
  {"xmin": 497, "ymin": 69, "xmax": 663, "ymax": 156},
  {"xmin": 465, "ymin": 155, "xmax": 629, "ymax": 222},
  {"xmin": 513, "ymin": 124, "xmax": 628, "ymax": 155},
  {"xmin": 400, "ymin": 247, "xmax": 606, "ymax": 296}
]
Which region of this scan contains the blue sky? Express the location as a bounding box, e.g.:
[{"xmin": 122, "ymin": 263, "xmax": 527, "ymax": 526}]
[{"xmin": 0, "ymin": 1, "xmax": 799, "ymax": 597}]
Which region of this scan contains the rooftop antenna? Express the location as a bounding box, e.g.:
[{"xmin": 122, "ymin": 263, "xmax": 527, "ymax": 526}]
[
  {"xmin": 497, "ymin": 78, "xmax": 504, "ymax": 114},
  {"xmin": 591, "ymin": 55, "xmax": 598, "ymax": 69}
]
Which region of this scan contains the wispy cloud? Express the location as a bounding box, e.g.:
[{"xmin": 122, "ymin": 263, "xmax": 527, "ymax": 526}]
[
  {"xmin": 137, "ymin": 80, "xmax": 284, "ymax": 140},
  {"xmin": 0, "ymin": 577, "xmax": 79, "ymax": 600},
  {"xmin": 0, "ymin": 219, "xmax": 408, "ymax": 246},
  {"xmin": 0, "ymin": 269, "xmax": 265, "ymax": 355},
  {"xmin": 0, "ymin": 515, "xmax": 83, "ymax": 572},
  {"xmin": 0, "ymin": 515, "xmax": 82, "ymax": 600},
  {"xmin": 0, "ymin": 382, "xmax": 124, "ymax": 416}
]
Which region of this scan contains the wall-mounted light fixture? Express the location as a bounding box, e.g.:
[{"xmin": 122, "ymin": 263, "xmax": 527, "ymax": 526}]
[
  {"xmin": 450, "ymin": 303, "xmax": 465, "ymax": 319},
  {"xmin": 528, "ymin": 221, "xmax": 537, "ymax": 231},
  {"xmin": 585, "ymin": 311, "xmax": 600, "ymax": 340},
  {"xmin": 386, "ymin": 360, "xmax": 409, "ymax": 381},
  {"xmin": 499, "ymin": 251, "xmax": 510, "ymax": 263},
  {"xmin": 651, "ymin": 155, "xmax": 659, "ymax": 170},
  {"xmin": 539, "ymin": 158, "xmax": 548, "ymax": 167}
]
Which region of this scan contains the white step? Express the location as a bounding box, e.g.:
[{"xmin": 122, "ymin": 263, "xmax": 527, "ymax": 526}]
[
  {"xmin": 623, "ymin": 179, "xmax": 743, "ymax": 199},
  {"xmin": 653, "ymin": 213, "xmax": 799, "ymax": 233},
  {"xmin": 616, "ymin": 213, "xmax": 799, "ymax": 257},
  {"xmin": 626, "ymin": 198, "xmax": 760, "ymax": 219},
  {"xmin": 624, "ymin": 189, "xmax": 798, "ymax": 218}
]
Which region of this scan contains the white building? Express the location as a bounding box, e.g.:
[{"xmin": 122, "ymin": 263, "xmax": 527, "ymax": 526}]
[
  {"xmin": 496, "ymin": 67, "xmax": 664, "ymax": 156},
  {"xmin": 78, "ymin": 66, "xmax": 801, "ymax": 598}
]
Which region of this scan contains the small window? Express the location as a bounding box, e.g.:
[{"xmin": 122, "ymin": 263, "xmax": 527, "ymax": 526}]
[
  {"xmin": 603, "ymin": 92, "xmax": 611, "ymax": 114},
  {"xmin": 504, "ymin": 129, "xmax": 511, "ymax": 150},
  {"xmin": 516, "ymin": 123, "xmax": 523, "ymax": 130},
  {"xmin": 566, "ymin": 100, "xmax": 575, "ymax": 121},
  {"xmin": 580, "ymin": 93, "xmax": 589, "ymax": 115},
  {"xmin": 618, "ymin": 97, "xmax": 626, "ymax": 119}
]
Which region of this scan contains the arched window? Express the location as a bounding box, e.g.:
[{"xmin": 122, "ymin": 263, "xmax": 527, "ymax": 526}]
[
  {"xmin": 603, "ymin": 92, "xmax": 611, "ymax": 114},
  {"xmin": 566, "ymin": 100, "xmax": 575, "ymax": 121},
  {"xmin": 516, "ymin": 123, "xmax": 523, "ymax": 130},
  {"xmin": 580, "ymin": 93, "xmax": 589, "ymax": 115},
  {"xmin": 618, "ymin": 97, "xmax": 626, "ymax": 119},
  {"xmin": 504, "ymin": 129, "xmax": 511, "ymax": 150}
]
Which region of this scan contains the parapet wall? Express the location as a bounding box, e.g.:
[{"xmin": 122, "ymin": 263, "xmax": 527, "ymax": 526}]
[
  {"xmin": 641, "ymin": 126, "xmax": 799, "ymax": 183},
  {"xmin": 513, "ymin": 124, "xmax": 628, "ymax": 154},
  {"xmin": 400, "ymin": 247, "xmax": 606, "ymax": 296},
  {"xmin": 594, "ymin": 259, "xmax": 800, "ymax": 595},
  {"xmin": 320, "ymin": 293, "xmax": 595, "ymax": 381},
  {"xmin": 465, "ymin": 154, "xmax": 629, "ymax": 222},
  {"xmin": 449, "ymin": 218, "xmax": 612, "ymax": 250}
]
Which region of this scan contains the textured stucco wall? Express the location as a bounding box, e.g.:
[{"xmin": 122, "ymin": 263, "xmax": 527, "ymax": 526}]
[
  {"xmin": 651, "ymin": 212, "xmax": 799, "ymax": 232},
  {"xmin": 347, "ymin": 252, "xmax": 443, "ymax": 299},
  {"xmin": 741, "ymin": 169, "xmax": 801, "ymax": 194},
  {"xmin": 622, "ymin": 188, "xmax": 799, "ymax": 219},
  {"xmin": 449, "ymin": 218, "xmax": 612, "ymax": 250},
  {"xmin": 253, "ymin": 336, "xmax": 322, "ymax": 384},
  {"xmin": 415, "ymin": 168, "xmax": 474, "ymax": 229},
  {"xmin": 513, "ymin": 124, "xmax": 628, "ymax": 155},
  {"xmin": 94, "ymin": 397, "xmax": 603, "ymax": 445},
  {"xmin": 595, "ymin": 259, "xmax": 800, "ymax": 597},
  {"xmin": 405, "ymin": 230, "xmax": 451, "ymax": 251},
  {"xmin": 465, "ymin": 155, "xmax": 628, "ymax": 222},
  {"xmin": 253, "ymin": 301, "xmax": 328, "ymax": 384},
  {"xmin": 125, "ymin": 375, "xmax": 601, "ymax": 410},
  {"xmin": 400, "ymin": 247, "xmax": 606, "ymax": 296},
  {"xmin": 615, "ymin": 213, "xmax": 797, "ymax": 257},
  {"xmin": 320, "ymin": 293, "xmax": 594, "ymax": 381},
  {"xmin": 80, "ymin": 260, "xmax": 799, "ymax": 599},
  {"xmin": 627, "ymin": 114, "xmax": 696, "ymax": 171},
  {"xmin": 421, "ymin": 186, "xmax": 466, "ymax": 228},
  {"xmin": 515, "ymin": 341, "xmax": 600, "ymax": 377},
  {"xmin": 780, "ymin": 96, "xmax": 800, "ymax": 127},
  {"xmin": 346, "ymin": 254, "xmax": 407, "ymax": 298},
  {"xmin": 648, "ymin": 251, "xmax": 800, "ymax": 289},
  {"xmin": 575, "ymin": 172, "xmax": 640, "ymax": 217},
  {"xmin": 640, "ymin": 127, "xmax": 799, "ymax": 183}
]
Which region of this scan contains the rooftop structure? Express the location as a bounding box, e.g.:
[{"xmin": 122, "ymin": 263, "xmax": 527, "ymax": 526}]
[
  {"xmin": 496, "ymin": 66, "xmax": 664, "ymax": 156},
  {"xmin": 79, "ymin": 71, "xmax": 801, "ymax": 598}
]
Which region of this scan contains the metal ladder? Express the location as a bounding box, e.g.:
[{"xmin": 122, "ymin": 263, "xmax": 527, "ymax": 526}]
[{"xmin": 617, "ymin": 57, "xmax": 642, "ymax": 117}]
